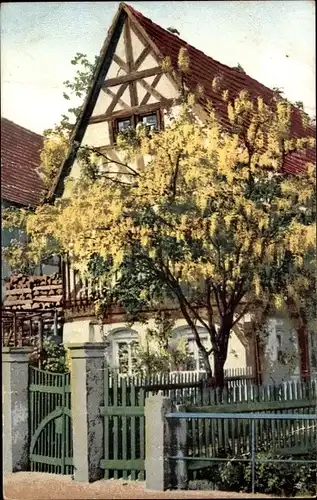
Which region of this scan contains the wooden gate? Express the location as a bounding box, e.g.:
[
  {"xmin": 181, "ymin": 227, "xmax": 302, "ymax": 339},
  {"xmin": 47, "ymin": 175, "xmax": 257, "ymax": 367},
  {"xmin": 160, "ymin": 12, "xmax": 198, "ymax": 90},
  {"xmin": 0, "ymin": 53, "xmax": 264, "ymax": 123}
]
[
  {"xmin": 29, "ymin": 366, "xmax": 74, "ymax": 475},
  {"xmin": 99, "ymin": 370, "xmax": 206, "ymax": 480}
]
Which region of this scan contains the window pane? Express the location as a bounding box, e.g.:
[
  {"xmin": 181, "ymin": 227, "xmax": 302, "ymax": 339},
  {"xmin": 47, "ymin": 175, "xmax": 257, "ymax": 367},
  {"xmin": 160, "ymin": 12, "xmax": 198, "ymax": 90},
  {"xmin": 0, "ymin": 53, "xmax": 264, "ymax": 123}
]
[
  {"xmin": 198, "ymin": 339, "xmax": 209, "ymax": 371},
  {"xmin": 185, "ymin": 356, "xmax": 197, "ymax": 371},
  {"xmin": 117, "ymin": 341, "xmax": 129, "ymax": 374},
  {"xmin": 130, "ymin": 340, "xmax": 139, "ymax": 374},
  {"xmin": 185, "ymin": 340, "xmax": 196, "ymax": 371},
  {"xmin": 187, "ymin": 339, "xmax": 195, "ymax": 353},
  {"xmin": 140, "ymin": 113, "xmax": 158, "ymax": 130},
  {"xmin": 117, "ymin": 118, "xmax": 132, "ymax": 133},
  {"xmin": 198, "ymin": 351, "xmax": 205, "ymax": 371}
]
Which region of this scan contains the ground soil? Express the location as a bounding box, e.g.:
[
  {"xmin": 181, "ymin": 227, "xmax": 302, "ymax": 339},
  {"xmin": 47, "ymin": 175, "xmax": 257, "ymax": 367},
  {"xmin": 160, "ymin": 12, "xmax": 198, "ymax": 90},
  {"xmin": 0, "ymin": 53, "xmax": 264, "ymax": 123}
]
[{"xmin": 4, "ymin": 472, "xmax": 274, "ymax": 500}]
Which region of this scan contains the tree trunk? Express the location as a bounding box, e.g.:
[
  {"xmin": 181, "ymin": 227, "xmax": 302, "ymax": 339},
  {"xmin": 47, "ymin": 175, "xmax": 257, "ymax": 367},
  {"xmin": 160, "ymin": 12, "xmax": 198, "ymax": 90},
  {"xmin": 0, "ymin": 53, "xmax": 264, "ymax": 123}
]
[
  {"xmin": 213, "ymin": 353, "xmax": 226, "ymax": 389},
  {"xmin": 212, "ymin": 317, "xmax": 232, "ymax": 389},
  {"xmin": 200, "ymin": 346, "xmax": 213, "ymax": 384}
]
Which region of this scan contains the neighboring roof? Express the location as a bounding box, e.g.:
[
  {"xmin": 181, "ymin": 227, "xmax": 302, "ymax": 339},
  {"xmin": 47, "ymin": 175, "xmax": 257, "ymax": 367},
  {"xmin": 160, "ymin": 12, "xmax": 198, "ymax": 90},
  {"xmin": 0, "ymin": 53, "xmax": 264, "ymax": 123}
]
[
  {"xmin": 1, "ymin": 117, "xmax": 45, "ymax": 208},
  {"xmin": 49, "ymin": 2, "xmax": 315, "ymax": 201}
]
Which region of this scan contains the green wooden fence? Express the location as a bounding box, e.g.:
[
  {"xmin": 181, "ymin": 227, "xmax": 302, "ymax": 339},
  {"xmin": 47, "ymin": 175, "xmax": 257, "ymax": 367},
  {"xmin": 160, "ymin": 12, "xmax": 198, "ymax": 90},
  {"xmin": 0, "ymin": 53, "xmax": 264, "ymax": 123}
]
[
  {"xmin": 99, "ymin": 370, "xmax": 317, "ymax": 481},
  {"xmin": 185, "ymin": 401, "xmax": 317, "ymax": 468},
  {"xmin": 100, "ymin": 370, "xmax": 146, "ymax": 480},
  {"xmin": 185, "ymin": 380, "xmax": 317, "ymax": 467},
  {"xmin": 29, "ymin": 366, "xmax": 74, "ymax": 475}
]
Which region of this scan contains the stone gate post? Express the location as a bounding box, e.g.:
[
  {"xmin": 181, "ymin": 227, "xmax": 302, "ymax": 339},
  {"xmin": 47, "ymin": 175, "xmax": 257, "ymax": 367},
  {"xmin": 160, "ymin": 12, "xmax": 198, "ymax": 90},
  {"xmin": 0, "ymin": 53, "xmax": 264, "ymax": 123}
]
[
  {"xmin": 145, "ymin": 393, "xmax": 174, "ymax": 491},
  {"xmin": 2, "ymin": 346, "xmax": 32, "ymax": 472},
  {"xmin": 68, "ymin": 342, "xmax": 106, "ymax": 482}
]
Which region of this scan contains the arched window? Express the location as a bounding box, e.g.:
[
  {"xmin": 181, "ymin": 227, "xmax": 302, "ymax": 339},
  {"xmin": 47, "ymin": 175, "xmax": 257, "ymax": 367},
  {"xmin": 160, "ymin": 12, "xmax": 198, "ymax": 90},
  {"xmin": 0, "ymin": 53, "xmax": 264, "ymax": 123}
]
[{"xmin": 106, "ymin": 328, "xmax": 139, "ymax": 375}]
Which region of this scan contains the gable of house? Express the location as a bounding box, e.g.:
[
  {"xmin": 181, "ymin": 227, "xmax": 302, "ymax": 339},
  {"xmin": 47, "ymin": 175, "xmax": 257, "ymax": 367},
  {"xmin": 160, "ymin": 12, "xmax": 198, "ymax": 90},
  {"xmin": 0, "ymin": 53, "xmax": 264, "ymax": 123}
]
[{"xmin": 49, "ymin": 2, "xmax": 315, "ymax": 201}]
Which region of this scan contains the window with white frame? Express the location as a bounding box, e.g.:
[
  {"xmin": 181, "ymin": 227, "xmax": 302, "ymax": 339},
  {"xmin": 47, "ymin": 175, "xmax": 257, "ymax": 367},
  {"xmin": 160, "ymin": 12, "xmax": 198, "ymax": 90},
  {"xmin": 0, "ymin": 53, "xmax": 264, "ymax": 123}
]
[
  {"xmin": 172, "ymin": 326, "xmax": 211, "ymax": 373},
  {"xmin": 107, "ymin": 328, "xmax": 139, "ymax": 375}
]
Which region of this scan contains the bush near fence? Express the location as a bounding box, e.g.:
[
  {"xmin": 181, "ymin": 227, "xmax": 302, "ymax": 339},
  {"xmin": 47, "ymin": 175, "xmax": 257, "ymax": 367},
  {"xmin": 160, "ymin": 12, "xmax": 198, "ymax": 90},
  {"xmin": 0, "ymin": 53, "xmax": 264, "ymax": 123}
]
[{"xmin": 188, "ymin": 451, "xmax": 317, "ymax": 497}]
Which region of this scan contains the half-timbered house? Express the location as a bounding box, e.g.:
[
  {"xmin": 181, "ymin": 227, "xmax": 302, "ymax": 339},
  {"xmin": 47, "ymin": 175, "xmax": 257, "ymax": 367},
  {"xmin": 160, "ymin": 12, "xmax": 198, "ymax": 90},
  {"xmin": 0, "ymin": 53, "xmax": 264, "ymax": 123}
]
[{"xmin": 4, "ymin": 3, "xmax": 315, "ymax": 382}]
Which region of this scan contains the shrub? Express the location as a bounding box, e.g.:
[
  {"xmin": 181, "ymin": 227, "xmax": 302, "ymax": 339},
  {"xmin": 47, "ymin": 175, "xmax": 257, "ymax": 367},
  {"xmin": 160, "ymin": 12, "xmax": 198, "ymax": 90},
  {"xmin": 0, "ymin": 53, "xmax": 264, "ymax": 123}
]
[
  {"xmin": 189, "ymin": 452, "xmax": 317, "ymax": 497},
  {"xmin": 243, "ymin": 452, "xmax": 317, "ymax": 497},
  {"xmin": 29, "ymin": 335, "xmax": 68, "ymax": 373}
]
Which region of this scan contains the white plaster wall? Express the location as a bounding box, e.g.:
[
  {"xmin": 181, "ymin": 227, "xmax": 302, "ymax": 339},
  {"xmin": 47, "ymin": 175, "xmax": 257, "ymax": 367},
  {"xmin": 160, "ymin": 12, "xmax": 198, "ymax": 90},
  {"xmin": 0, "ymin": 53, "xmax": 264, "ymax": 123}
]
[
  {"xmin": 149, "ymin": 74, "xmax": 179, "ymax": 102},
  {"xmin": 135, "ymin": 82, "xmax": 147, "ymax": 102},
  {"xmin": 137, "ymin": 53, "xmax": 158, "ymax": 72},
  {"xmin": 106, "ymin": 59, "xmax": 123, "ymax": 80},
  {"xmin": 131, "ymin": 29, "xmax": 146, "ymax": 61},
  {"xmin": 63, "ymin": 319, "xmax": 102, "ymax": 345},
  {"xmin": 113, "ymin": 86, "xmax": 131, "ymax": 112},
  {"xmin": 68, "ymin": 316, "xmax": 248, "ymax": 372},
  {"xmin": 82, "ymin": 122, "xmax": 110, "ymax": 148},
  {"xmin": 91, "ymin": 89, "xmax": 112, "ymax": 117}
]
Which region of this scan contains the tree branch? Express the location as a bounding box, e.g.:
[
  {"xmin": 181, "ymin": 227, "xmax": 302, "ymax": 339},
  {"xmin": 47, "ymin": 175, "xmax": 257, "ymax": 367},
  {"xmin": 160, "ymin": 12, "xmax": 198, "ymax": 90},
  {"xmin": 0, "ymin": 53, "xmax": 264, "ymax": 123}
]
[
  {"xmin": 168, "ymin": 152, "xmax": 181, "ymax": 199},
  {"xmin": 137, "ymin": 247, "xmax": 213, "ymax": 359},
  {"xmin": 81, "ymin": 145, "xmax": 140, "ymax": 177},
  {"xmin": 232, "ymin": 301, "xmax": 251, "ymax": 327}
]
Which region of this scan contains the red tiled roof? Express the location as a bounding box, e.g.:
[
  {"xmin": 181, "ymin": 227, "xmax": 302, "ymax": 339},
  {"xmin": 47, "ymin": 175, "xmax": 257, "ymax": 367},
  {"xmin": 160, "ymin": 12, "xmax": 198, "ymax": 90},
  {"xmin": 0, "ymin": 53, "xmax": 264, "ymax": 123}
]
[
  {"xmin": 126, "ymin": 4, "xmax": 316, "ymax": 175},
  {"xmin": 1, "ymin": 118, "xmax": 45, "ymax": 207}
]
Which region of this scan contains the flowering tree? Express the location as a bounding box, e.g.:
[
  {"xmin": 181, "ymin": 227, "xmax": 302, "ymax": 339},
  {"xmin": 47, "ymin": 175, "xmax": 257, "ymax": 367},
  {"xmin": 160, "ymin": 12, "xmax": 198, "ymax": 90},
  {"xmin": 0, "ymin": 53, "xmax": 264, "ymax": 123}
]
[
  {"xmin": 3, "ymin": 51, "xmax": 315, "ymax": 387},
  {"xmin": 2, "ymin": 53, "xmax": 97, "ymax": 273}
]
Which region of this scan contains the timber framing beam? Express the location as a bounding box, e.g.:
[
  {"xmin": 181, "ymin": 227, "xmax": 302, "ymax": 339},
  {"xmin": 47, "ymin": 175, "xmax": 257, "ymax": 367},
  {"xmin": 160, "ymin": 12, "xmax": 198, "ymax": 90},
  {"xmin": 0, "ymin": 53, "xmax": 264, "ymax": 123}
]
[
  {"xmin": 112, "ymin": 54, "xmax": 129, "ymax": 74},
  {"xmin": 124, "ymin": 18, "xmax": 138, "ymax": 107},
  {"xmin": 134, "ymin": 45, "xmax": 151, "ymax": 69},
  {"xmin": 89, "ymin": 98, "xmax": 182, "ymax": 124},
  {"xmin": 103, "ymin": 87, "xmax": 130, "ymax": 111},
  {"xmin": 138, "ymin": 75, "xmax": 165, "ymax": 103},
  {"xmin": 105, "ymin": 82, "xmax": 130, "ymax": 114},
  {"xmin": 140, "ymin": 73, "xmax": 162, "ymax": 106},
  {"xmin": 103, "ymin": 66, "xmax": 163, "ymax": 88}
]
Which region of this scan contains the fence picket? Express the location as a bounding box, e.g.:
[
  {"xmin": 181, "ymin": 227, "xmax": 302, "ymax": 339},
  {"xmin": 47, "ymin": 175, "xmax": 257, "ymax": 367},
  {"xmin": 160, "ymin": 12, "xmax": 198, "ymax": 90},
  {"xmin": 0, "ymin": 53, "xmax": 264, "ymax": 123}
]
[
  {"xmin": 130, "ymin": 378, "xmax": 137, "ymax": 481},
  {"xmin": 103, "ymin": 368, "xmax": 110, "ymax": 479},
  {"xmin": 139, "ymin": 388, "xmax": 145, "ymax": 481},
  {"xmin": 113, "ymin": 371, "xmax": 119, "ymax": 479},
  {"xmin": 121, "ymin": 377, "xmax": 128, "ymax": 480}
]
